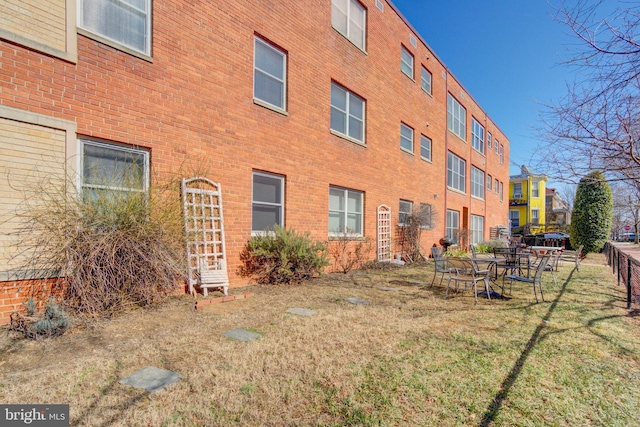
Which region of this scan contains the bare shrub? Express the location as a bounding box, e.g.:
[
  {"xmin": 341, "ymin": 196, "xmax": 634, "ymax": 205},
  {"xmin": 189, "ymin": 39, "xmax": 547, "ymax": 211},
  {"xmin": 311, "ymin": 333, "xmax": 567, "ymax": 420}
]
[
  {"xmin": 11, "ymin": 168, "xmax": 186, "ymax": 318},
  {"xmin": 397, "ymin": 204, "xmax": 436, "ymax": 262},
  {"xmin": 328, "ymin": 230, "xmax": 373, "ymax": 274}
]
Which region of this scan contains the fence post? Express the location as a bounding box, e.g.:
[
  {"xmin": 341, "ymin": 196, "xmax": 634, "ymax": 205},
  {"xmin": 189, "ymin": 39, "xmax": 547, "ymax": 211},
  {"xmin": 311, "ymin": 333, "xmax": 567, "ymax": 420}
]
[
  {"xmin": 628, "ymin": 258, "xmax": 633, "ymax": 310},
  {"xmin": 617, "ymin": 249, "xmax": 621, "ymax": 286}
]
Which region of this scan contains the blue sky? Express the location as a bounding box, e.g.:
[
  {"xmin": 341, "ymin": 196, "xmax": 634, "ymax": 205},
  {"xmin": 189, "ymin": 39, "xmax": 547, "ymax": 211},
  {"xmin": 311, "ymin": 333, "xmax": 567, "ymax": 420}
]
[{"xmin": 389, "ymin": 0, "xmax": 579, "ymax": 179}]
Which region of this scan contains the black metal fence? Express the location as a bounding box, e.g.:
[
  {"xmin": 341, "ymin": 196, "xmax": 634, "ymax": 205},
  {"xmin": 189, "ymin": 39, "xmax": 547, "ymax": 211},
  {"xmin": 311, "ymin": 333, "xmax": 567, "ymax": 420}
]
[{"xmin": 605, "ymin": 243, "xmax": 640, "ymax": 309}]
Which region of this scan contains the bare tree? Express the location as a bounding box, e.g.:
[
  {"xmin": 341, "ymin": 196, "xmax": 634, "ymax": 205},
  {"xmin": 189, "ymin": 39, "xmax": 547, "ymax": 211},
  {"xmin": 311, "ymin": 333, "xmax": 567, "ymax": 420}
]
[{"xmin": 537, "ymin": 1, "xmax": 640, "ymax": 184}]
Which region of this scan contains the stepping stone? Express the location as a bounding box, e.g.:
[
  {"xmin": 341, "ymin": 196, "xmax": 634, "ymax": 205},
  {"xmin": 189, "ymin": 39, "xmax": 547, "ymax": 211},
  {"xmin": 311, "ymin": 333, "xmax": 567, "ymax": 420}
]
[
  {"xmin": 345, "ymin": 297, "xmax": 369, "ymax": 305},
  {"xmin": 223, "ymin": 328, "xmax": 261, "ymax": 341},
  {"xmin": 379, "ymin": 287, "xmax": 401, "ymax": 292},
  {"xmin": 286, "ymin": 307, "xmax": 316, "ymax": 316},
  {"xmin": 119, "ymin": 366, "xmax": 181, "ymax": 393}
]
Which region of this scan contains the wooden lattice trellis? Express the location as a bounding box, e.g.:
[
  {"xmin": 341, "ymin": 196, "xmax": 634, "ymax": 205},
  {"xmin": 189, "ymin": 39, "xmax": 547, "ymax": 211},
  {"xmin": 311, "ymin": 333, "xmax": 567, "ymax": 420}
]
[{"xmin": 377, "ymin": 205, "xmax": 392, "ymax": 262}]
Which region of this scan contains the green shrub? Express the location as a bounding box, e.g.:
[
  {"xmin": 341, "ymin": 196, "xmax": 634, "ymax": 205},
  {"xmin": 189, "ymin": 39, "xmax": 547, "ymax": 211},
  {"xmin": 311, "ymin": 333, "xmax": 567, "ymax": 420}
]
[
  {"xmin": 476, "ymin": 240, "xmax": 507, "ymax": 253},
  {"xmin": 10, "ymin": 300, "xmax": 69, "ymax": 340},
  {"xmin": 238, "ymin": 226, "xmax": 329, "ymax": 284},
  {"xmin": 570, "ymin": 171, "xmax": 613, "ymax": 253},
  {"xmin": 444, "ymin": 248, "xmax": 469, "ymax": 257}
]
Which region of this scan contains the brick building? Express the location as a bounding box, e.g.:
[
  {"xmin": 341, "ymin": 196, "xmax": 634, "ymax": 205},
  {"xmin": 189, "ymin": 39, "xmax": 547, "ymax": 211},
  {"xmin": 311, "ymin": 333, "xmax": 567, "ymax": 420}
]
[{"xmin": 0, "ymin": 0, "xmax": 510, "ymax": 321}]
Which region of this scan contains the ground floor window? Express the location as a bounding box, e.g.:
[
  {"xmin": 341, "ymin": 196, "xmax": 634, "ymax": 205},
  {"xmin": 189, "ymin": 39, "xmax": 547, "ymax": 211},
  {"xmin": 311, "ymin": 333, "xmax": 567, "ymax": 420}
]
[
  {"xmin": 471, "ymin": 214, "xmax": 484, "ymax": 245},
  {"xmin": 252, "ymin": 171, "xmax": 285, "ymax": 233},
  {"xmin": 399, "ymin": 199, "xmax": 413, "ymax": 226},
  {"xmin": 446, "ymin": 209, "xmax": 460, "ymax": 244},
  {"xmin": 329, "ymin": 186, "xmax": 363, "ymax": 236},
  {"xmin": 510, "ymin": 210, "xmax": 520, "ymax": 229}
]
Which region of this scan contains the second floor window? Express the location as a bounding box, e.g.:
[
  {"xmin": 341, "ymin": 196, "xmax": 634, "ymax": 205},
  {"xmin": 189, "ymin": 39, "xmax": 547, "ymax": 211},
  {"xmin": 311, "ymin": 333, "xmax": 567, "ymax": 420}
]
[
  {"xmin": 330, "ymin": 82, "xmax": 365, "ymax": 143},
  {"xmin": 532, "ymin": 181, "xmax": 540, "ymax": 197},
  {"xmin": 401, "ymin": 46, "xmax": 414, "ymax": 78},
  {"xmin": 400, "ymin": 123, "xmax": 413, "ymax": 153},
  {"xmin": 254, "ymin": 37, "xmax": 287, "ymax": 111},
  {"xmin": 513, "ymin": 182, "xmax": 522, "ymax": 198},
  {"xmin": 471, "ymin": 166, "xmax": 485, "ymax": 199},
  {"xmin": 420, "ymin": 135, "xmax": 432, "ymax": 161},
  {"xmin": 332, "ymin": 0, "xmax": 366, "ymax": 50},
  {"xmin": 447, "ymin": 152, "xmax": 466, "ymax": 193},
  {"xmin": 421, "ymin": 67, "xmax": 432, "ymax": 95},
  {"xmin": 78, "ymin": 0, "xmax": 151, "ymax": 55}
]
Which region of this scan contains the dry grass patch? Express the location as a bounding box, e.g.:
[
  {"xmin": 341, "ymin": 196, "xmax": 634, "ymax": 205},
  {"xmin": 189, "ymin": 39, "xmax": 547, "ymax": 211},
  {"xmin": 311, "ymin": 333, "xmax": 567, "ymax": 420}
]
[{"xmin": 1, "ymin": 254, "xmax": 639, "ymax": 426}]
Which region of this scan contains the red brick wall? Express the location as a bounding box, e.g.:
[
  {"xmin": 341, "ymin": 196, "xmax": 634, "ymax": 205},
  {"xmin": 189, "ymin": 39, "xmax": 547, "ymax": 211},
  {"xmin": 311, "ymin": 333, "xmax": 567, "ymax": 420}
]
[{"xmin": 0, "ymin": 0, "xmax": 511, "ymax": 320}]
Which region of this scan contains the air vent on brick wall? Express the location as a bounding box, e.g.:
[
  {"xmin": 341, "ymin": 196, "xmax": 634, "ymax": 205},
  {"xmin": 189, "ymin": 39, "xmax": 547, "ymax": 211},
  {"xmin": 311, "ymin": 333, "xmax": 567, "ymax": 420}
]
[
  {"xmin": 410, "ymin": 34, "xmax": 417, "ymax": 47},
  {"xmin": 376, "ymin": 0, "xmax": 384, "ymax": 12}
]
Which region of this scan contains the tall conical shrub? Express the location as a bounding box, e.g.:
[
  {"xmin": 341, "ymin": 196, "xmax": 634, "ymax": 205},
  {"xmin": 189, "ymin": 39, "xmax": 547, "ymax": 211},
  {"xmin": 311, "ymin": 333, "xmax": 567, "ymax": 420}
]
[{"xmin": 570, "ymin": 171, "xmax": 613, "ymax": 253}]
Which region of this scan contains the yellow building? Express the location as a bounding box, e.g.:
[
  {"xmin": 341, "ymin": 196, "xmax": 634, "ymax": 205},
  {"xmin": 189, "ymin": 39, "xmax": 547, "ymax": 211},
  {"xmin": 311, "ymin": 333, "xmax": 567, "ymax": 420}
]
[{"xmin": 509, "ymin": 166, "xmax": 548, "ymax": 233}]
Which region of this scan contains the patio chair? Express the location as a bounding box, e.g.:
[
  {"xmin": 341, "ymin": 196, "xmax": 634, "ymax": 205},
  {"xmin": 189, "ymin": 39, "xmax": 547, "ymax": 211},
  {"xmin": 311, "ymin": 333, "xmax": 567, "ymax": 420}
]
[
  {"xmin": 560, "ymin": 245, "xmax": 583, "ymax": 271},
  {"xmin": 445, "ymin": 257, "xmax": 492, "ymax": 304},
  {"xmin": 529, "ymin": 249, "xmax": 562, "ymax": 286},
  {"xmin": 504, "ymin": 253, "xmax": 551, "ymax": 303},
  {"xmin": 493, "ymin": 247, "xmax": 522, "ymax": 283},
  {"xmin": 430, "ymin": 246, "xmax": 450, "ymax": 287}
]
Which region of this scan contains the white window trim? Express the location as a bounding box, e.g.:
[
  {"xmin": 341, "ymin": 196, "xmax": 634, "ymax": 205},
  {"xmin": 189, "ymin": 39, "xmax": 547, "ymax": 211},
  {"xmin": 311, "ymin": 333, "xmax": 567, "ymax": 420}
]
[
  {"xmin": 79, "ymin": 139, "xmax": 149, "ymax": 197},
  {"xmin": 420, "ymin": 134, "xmax": 432, "ymax": 162},
  {"xmin": 447, "ymin": 151, "xmax": 466, "ymax": 193},
  {"xmin": 399, "ymin": 199, "xmax": 413, "ymax": 226},
  {"xmin": 447, "ymin": 93, "xmax": 466, "ymax": 141},
  {"xmin": 471, "ymin": 214, "xmax": 484, "ymax": 245},
  {"xmin": 471, "ymin": 118, "xmax": 485, "ymax": 155},
  {"xmin": 400, "ymin": 45, "xmax": 414, "ymax": 79},
  {"xmin": 532, "ymin": 181, "xmax": 540, "ymax": 198},
  {"xmin": 330, "ymin": 82, "xmax": 366, "ymax": 144},
  {"xmin": 331, "ymin": 0, "xmax": 367, "ymax": 51},
  {"xmin": 400, "ymin": 123, "xmax": 414, "ymax": 153},
  {"xmin": 420, "ymin": 67, "xmax": 432, "ymax": 95},
  {"xmin": 446, "ymin": 209, "xmax": 460, "ymax": 244},
  {"xmin": 253, "ymin": 37, "xmax": 287, "ymax": 114},
  {"xmin": 77, "ymin": 0, "xmax": 152, "ymax": 60},
  {"xmin": 329, "ymin": 186, "xmax": 364, "ymax": 237},
  {"xmin": 251, "ymin": 171, "xmax": 285, "ymax": 235},
  {"xmin": 471, "ymin": 166, "xmax": 485, "ymax": 200}
]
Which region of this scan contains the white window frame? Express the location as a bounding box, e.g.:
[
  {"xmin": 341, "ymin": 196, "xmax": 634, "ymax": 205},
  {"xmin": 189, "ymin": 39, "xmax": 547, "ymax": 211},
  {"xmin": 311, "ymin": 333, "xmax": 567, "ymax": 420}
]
[
  {"xmin": 330, "ymin": 82, "xmax": 365, "ymax": 144},
  {"xmin": 471, "ymin": 166, "xmax": 485, "ymax": 199},
  {"xmin": 399, "ymin": 200, "xmax": 413, "ymax": 226},
  {"xmin": 78, "ymin": 0, "xmax": 152, "ymax": 57},
  {"xmin": 418, "ymin": 203, "xmax": 433, "ymax": 229},
  {"xmin": 471, "ymin": 215, "xmax": 484, "ymax": 245},
  {"xmin": 329, "ymin": 186, "xmax": 364, "ymax": 236},
  {"xmin": 252, "ymin": 171, "xmax": 285, "ymax": 234},
  {"xmin": 471, "ymin": 118, "xmax": 485, "ymax": 154},
  {"xmin": 400, "ymin": 123, "xmax": 414, "ymax": 153},
  {"xmin": 420, "ymin": 134, "xmax": 432, "ymax": 161},
  {"xmin": 532, "ymin": 181, "xmax": 540, "ymax": 198},
  {"xmin": 253, "ymin": 37, "xmax": 287, "ymax": 112},
  {"xmin": 500, "ymin": 182, "xmax": 504, "ymax": 202},
  {"xmin": 513, "ymin": 182, "xmax": 523, "ymax": 198},
  {"xmin": 495, "ymin": 178, "xmax": 499, "ymax": 194},
  {"xmin": 446, "ymin": 209, "xmax": 460, "ymax": 244},
  {"xmin": 421, "ymin": 67, "xmax": 432, "ymax": 95},
  {"xmin": 447, "ymin": 93, "xmax": 466, "ymax": 141},
  {"xmin": 487, "ymin": 174, "xmax": 492, "ymax": 192},
  {"xmin": 400, "ymin": 45, "xmax": 414, "ymax": 79},
  {"xmin": 487, "ymin": 132, "xmax": 492, "ymax": 149},
  {"xmin": 80, "ymin": 139, "xmax": 149, "ymax": 199},
  {"xmin": 532, "ymin": 208, "xmax": 540, "ymax": 225},
  {"xmin": 500, "ymin": 144, "xmax": 504, "ymax": 164},
  {"xmin": 447, "ymin": 151, "xmax": 466, "ymax": 193},
  {"xmin": 331, "ymin": 0, "xmax": 367, "ymax": 51},
  {"xmin": 495, "ymin": 138, "xmax": 500, "ymax": 154}
]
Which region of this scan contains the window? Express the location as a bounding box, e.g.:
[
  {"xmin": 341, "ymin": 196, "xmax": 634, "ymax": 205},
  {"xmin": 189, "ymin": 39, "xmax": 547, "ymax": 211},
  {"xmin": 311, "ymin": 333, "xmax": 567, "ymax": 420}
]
[
  {"xmin": 499, "ymin": 181, "xmax": 504, "ymax": 202},
  {"xmin": 399, "ymin": 200, "xmax": 413, "ymax": 226},
  {"xmin": 471, "ymin": 166, "xmax": 485, "ymax": 199},
  {"xmin": 418, "ymin": 203, "xmax": 433, "ymax": 229},
  {"xmin": 471, "ymin": 118, "xmax": 485, "ymax": 154},
  {"xmin": 510, "ymin": 210, "xmax": 520, "ymax": 229},
  {"xmin": 420, "ymin": 134, "xmax": 432, "ymax": 161},
  {"xmin": 532, "ymin": 181, "xmax": 539, "ymax": 198},
  {"xmin": 487, "ymin": 174, "xmax": 492, "ymax": 191},
  {"xmin": 447, "ymin": 152, "xmax": 466, "ymax": 192},
  {"xmin": 252, "ymin": 172, "xmax": 284, "ymax": 233},
  {"xmin": 329, "ymin": 186, "xmax": 363, "ymax": 235},
  {"xmin": 471, "ymin": 215, "xmax": 484, "ymax": 245},
  {"xmin": 332, "ymin": 0, "xmax": 366, "ymax": 50},
  {"xmin": 81, "ymin": 139, "xmax": 149, "ymax": 200},
  {"xmin": 254, "ymin": 37, "xmax": 287, "ymax": 111},
  {"xmin": 420, "ymin": 67, "xmax": 432, "ymax": 95},
  {"xmin": 78, "ymin": 0, "xmax": 151, "ymax": 56},
  {"xmin": 330, "ymin": 82, "xmax": 365, "ymax": 143},
  {"xmin": 401, "ymin": 46, "xmax": 414, "ymax": 78},
  {"xmin": 487, "ymin": 132, "xmax": 492, "ymax": 149},
  {"xmin": 500, "ymin": 144, "xmax": 504, "ymax": 164},
  {"xmin": 446, "ymin": 210, "xmax": 460, "ymax": 243},
  {"xmin": 400, "ymin": 123, "xmax": 413, "ymax": 152},
  {"xmin": 532, "ymin": 209, "xmax": 540, "ymax": 225},
  {"xmin": 495, "ymin": 178, "xmax": 499, "ymax": 194},
  {"xmin": 513, "ymin": 183, "xmax": 522, "ymax": 198},
  {"xmin": 447, "ymin": 93, "xmax": 466, "ymax": 140},
  {"xmin": 495, "ymin": 138, "xmax": 499, "ymax": 154}
]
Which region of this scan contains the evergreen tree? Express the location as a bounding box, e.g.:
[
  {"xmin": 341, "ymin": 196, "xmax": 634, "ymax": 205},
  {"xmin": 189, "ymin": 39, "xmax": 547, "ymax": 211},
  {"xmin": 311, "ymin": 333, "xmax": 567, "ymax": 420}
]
[{"xmin": 570, "ymin": 171, "xmax": 613, "ymax": 253}]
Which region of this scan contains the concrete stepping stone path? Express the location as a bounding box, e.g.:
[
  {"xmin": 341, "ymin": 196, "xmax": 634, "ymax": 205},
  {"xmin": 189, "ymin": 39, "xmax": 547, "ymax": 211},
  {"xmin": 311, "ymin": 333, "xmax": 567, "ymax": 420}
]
[
  {"xmin": 286, "ymin": 308, "xmax": 316, "ymax": 316},
  {"xmin": 223, "ymin": 328, "xmax": 261, "ymax": 341},
  {"xmin": 119, "ymin": 366, "xmax": 181, "ymax": 393}
]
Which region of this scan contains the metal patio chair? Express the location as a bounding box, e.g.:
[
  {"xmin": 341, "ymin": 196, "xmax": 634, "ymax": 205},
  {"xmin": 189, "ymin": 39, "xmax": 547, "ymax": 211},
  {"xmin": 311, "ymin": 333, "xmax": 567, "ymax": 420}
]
[
  {"xmin": 504, "ymin": 253, "xmax": 551, "ymax": 303},
  {"xmin": 445, "ymin": 257, "xmax": 492, "ymax": 304}
]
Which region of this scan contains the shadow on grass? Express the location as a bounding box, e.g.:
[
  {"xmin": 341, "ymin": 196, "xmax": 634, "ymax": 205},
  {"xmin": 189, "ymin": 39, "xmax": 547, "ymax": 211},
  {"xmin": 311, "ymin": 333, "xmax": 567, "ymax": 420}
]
[{"xmin": 479, "ymin": 267, "xmax": 576, "ymax": 427}]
